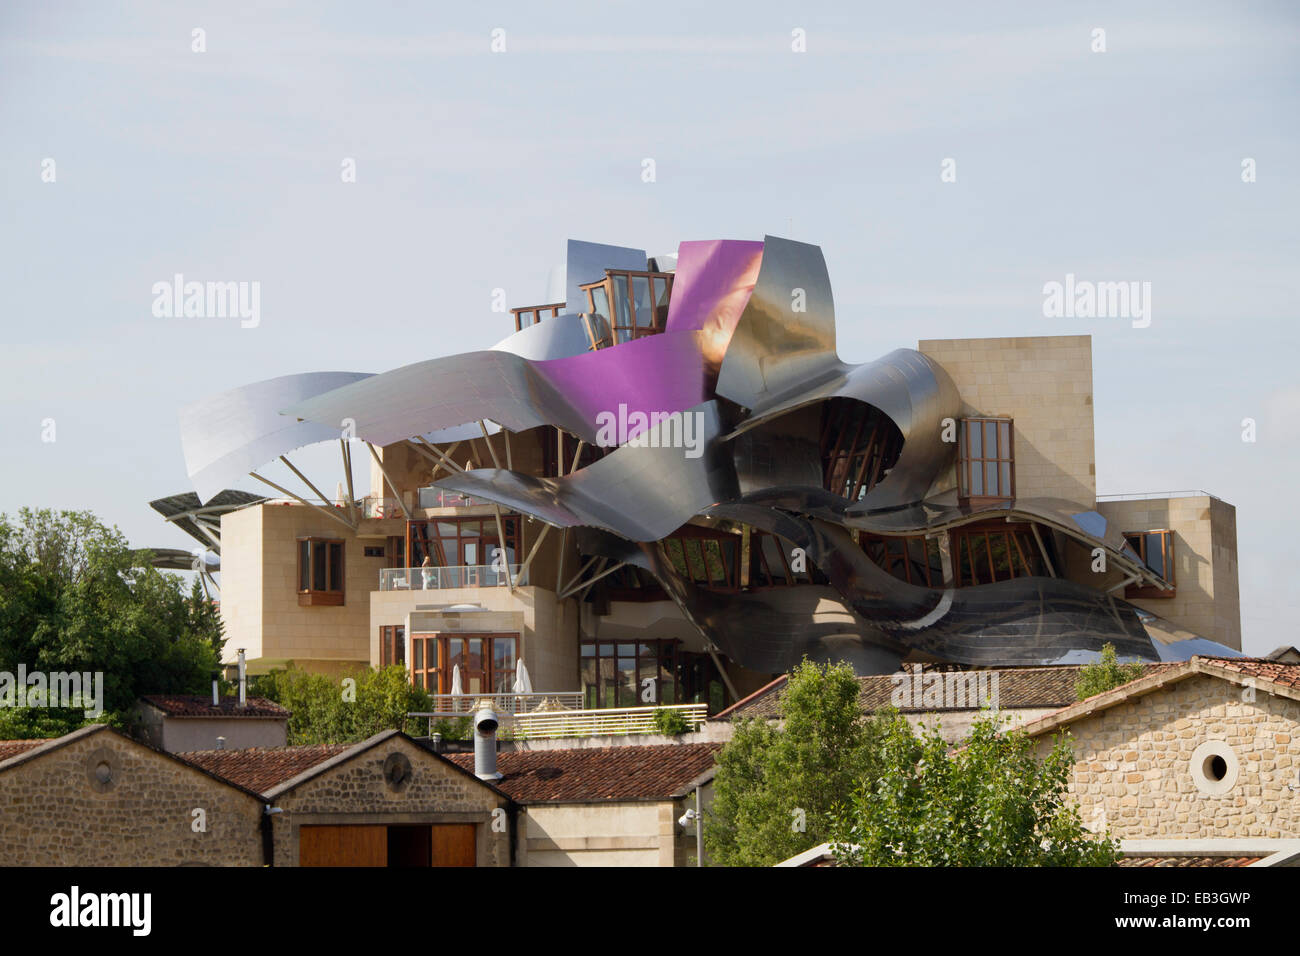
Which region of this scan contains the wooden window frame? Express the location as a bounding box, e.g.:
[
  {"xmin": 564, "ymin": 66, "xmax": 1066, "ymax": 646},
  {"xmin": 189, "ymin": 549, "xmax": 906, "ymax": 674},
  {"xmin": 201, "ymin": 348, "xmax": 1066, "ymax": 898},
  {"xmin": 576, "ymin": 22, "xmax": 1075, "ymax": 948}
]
[
  {"xmin": 957, "ymin": 417, "xmax": 1015, "ymax": 504},
  {"xmin": 297, "ymin": 536, "xmax": 345, "ymax": 606},
  {"xmin": 949, "ymin": 523, "xmax": 1045, "ymax": 587},
  {"xmin": 580, "ymin": 639, "xmax": 679, "ymax": 709},
  {"xmin": 409, "ymin": 633, "xmax": 518, "ymax": 694},
  {"xmin": 1123, "ymin": 530, "xmax": 1177, "ymax": 598},
  {"xmin": 379, "ymin": 625, "xmax": 406, "ymax": 669},
  {"xmin": 579, "ymin": 270, "xmax": 674, "ymax": 350}
]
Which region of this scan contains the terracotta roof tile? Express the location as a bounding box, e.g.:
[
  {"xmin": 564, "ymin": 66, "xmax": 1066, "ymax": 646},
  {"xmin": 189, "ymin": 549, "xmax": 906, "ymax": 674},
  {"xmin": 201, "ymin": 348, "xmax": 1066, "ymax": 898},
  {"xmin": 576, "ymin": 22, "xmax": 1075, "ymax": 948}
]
[
  {"xmin": 1198, "ymin": 657, "xmax": 1300, "ymax": 689},
  {"xmin": 178, "ymin": 744, "xmax": 348, "ymax": 794},
  {"xmin": 0, "ymin": 739, "xmax": 49, "ymax": 762},
  {"xmin": 446, "ymin": 743, "xmax": 721, "ymax": 804},
  {"xmin": 141, "ymin": 695, "xmax": 289, "ymax": 718},
  {"xmin": 720, "ymin": 665, "xmax": 1170, "ymax": 721},
  {"xmin": 1119, "ymin": 856, "xmax": 1261, "ymax": 867}
]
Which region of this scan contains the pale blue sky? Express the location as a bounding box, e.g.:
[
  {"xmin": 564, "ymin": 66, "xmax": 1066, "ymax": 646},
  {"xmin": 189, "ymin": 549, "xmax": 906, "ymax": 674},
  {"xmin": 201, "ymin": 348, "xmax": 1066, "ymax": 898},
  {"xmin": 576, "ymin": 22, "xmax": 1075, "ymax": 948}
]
[{"xmin": 1, "ymin": 2, "xmax": 1296, "ymax": 653}]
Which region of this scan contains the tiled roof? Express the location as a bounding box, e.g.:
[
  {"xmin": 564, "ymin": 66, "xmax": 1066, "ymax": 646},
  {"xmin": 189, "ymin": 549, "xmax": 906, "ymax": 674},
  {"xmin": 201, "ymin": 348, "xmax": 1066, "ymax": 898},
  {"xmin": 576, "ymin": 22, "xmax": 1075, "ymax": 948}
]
[
  {"xmin": 141, "ymin": 695, "xmax": 290, "ymax": 718},
  {"xmin": 717, "ymin": 665, "xmax": 1168, "ymax": 721},
  {"xmin": 1119, "ymin": 856, "xmax": 1261, "ymax": 868},
  {"xmin": 1025, "ymin": 656, "xmax": 1300, "ymax": 739},
  {"xmin": 1198, "ymin": 656, "xmax": 1300, "ymax": 689},
  {"xmin": 446, "ymin": 743, "xmax": 721, "ymax": 804},
  {"xmin": 0, "ymin": 739, "xmax": 49, "ymax": 762},
  {"xmin": 179, "ymin": 744, "xmax": 348, "ymax": 794}
]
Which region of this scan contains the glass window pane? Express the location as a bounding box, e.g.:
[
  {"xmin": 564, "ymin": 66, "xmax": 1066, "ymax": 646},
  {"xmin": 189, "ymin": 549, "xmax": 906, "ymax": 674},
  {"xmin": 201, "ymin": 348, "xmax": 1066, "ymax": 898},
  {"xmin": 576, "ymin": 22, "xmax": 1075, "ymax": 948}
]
[
  {"xmin": 986, "ymin": 462, "xmax": 999, "ymax": 495},
  {"xmin": 1145, "ymin": 533, "xmax": 1166, "ymax": 577},
  {"xmin": 312, "ymin": 542, "xmax": 326, "ymax": 590},
  {"xmin": 999, "ymin": 422, "xmax": 1011, "ymax": 457},
  {"xmin": 1000, "ymin": 462, "xmax": 1011, "ymax": 495},
  {"xmin": 590, "ymin": 285, "xmax": 609, "ymax": 318},
  {"xmin": 413, "ymin": 639, "xmax": 423, "ymax": 671},
  {"xmin": 968, "ymin": 420, "xmax": 982, "ymax": 458},
  {"xmin": 328, "ymin": 542, "xmax": 343, "ymax": 590},
  {"xmin": 617, "ymin": 656, "xmax": 636, "ymax": 707},
  {"xmin": 760, "ymin": 536, "xmax": 788, "ymax": 583},
  {"xmin": 984, "ymin": 421, "xmax": 999, "ymax": 458},
  {"xmin": 299, "ymin": 541, "xmax": 310, "ymax": 590},
  {"xmin": 970, "ymin": 463, "xmax": 984, "ymax": 495},
  {"xmin": 632, "ymin": 275, "xmax": 653, "ymax": 328},
  {"xmin": 396, "ymin": 627, "xmax": 405, "ymax": 666}
]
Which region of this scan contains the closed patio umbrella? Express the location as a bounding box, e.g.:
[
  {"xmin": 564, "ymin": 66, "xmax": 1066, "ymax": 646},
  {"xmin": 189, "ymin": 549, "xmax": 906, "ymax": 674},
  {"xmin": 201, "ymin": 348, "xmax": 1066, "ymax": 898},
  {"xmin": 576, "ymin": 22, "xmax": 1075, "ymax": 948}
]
[
  {"xmin": 513, "ymin": 659, "xmax": 533, "ymax": 695},
  {"xmin": 451, "ymin": 664, "xmax": 463, "ymax": 697}
]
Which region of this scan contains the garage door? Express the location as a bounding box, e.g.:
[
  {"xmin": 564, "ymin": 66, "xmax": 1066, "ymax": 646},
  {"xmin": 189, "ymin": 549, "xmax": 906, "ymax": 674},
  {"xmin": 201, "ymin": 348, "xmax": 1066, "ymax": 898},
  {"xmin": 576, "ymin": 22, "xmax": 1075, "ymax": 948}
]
[{"xmin": 298, "ymin": 824, "xmax": 477, "ymax": 866}]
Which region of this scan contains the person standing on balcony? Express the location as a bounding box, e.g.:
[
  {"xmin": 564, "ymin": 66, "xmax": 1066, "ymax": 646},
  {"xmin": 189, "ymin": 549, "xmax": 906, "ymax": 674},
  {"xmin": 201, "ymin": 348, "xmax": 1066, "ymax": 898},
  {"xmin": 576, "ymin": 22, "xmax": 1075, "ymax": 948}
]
[{"xmin": 421, "ymin": 554, "xmax": 434, "ymax": 590}]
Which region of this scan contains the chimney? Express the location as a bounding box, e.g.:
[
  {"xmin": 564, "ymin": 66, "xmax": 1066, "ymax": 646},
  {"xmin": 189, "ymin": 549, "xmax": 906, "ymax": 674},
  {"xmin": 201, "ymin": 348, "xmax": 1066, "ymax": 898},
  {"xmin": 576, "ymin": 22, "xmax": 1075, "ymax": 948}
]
[
  {"xmin": 237, "ymin": 649, "xmax": 247, "ymax": 708},
  {"xmin": 216, "ymin": 736, "xmax": 226, "ymax": 750},
  {"xmin": 472, "ymin": 703, "xmax": 502, "ymax": 781},
  {"xmin": 430, "ymin": 732, "xmax": 443, "ymax": 754},
  {"xmin": 211, "ymin": 672, "xmax": 220, "ymax": 707}
]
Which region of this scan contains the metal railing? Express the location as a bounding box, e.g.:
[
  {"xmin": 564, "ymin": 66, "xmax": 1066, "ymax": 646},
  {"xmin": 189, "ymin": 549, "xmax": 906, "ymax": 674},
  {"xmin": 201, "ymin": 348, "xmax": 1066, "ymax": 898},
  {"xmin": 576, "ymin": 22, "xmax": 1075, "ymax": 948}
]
[
  {"xmin": 510, "ymin": 703, "xmax": 707, "ymax": 739},
  {"xmin": 417, "ymin": 487, "xmax": 487, "ymax": 509},
  {"xmin": 408, "ymin": 700, "xmax": 708, "ymax": 739},
  {"xmin": 361, "ymin": 495, "xmax": 403, "ymax": 519},
  {"xmin": 1097, "ymin": 490, "xmax": 1222, "ymax": 503},
  {"xmin": 379, "ymin": 564, "xmax": 526, "ymax": 591},
  {"xmin": 410, "ymin": 692, "xmax": 585, "ymax": 719}
]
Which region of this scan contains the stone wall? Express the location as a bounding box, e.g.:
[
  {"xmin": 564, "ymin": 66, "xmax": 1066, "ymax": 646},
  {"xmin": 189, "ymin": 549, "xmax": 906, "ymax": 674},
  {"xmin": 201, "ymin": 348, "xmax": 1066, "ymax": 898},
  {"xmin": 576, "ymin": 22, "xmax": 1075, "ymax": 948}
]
[
  {"xmin": 918, "ymin": 335, "xmax": 1095, "ymax": 507},
  {"xmin": 268, "ymin": 735, "xmax": 511, "ymax": 866},
  {"xmin": 1038, "ymin": 675, "xmax": 1300, "ymax": 839},
  {"xmin": 519, "ymin": 801, "xmax": 674, "ymax": 866},
  {"xmin": 0, "ymin": 727, "xmax": 263, "ymax": 866}
]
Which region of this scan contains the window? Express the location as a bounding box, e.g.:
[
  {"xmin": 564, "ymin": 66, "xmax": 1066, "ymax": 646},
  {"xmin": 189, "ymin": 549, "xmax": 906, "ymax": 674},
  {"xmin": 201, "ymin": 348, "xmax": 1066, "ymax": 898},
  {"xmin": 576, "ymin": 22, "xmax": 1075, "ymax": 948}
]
[
  {"xmin": 581, "ymin": 640, "xmax": 678, "ymax": 708},
  {"xmin": 407, "ymin": 516, "xmax": 519, "ymax": 583},
  {"xmin": 509, "ymin": 302, "xmax": 564, "ymax": 332},
  {"xmin": 820, "ymin": 398, "xmax": 904, "ymax": 501},
  {"xmin": 364, "ymin": 546, "xmax": 385, "ymax": 558},
  {"xmin": 860, "ymin": 533, "xmax": 943, "ymax": 587},
  {"xmin": 578, "ymin": 270, "xmax": 674, "ymax": 349},
  {"xmin": 379, "ymin": 625, "xmax": 406, "ymax": 668},
  {"xmin": 410, "ymin": 633, "xmax": 518, "ymax": 695},
  {"xmin": 951, "ymin": 525, "xmax": 1046, "ymax": 586},
  {"xmin": 957, "ymin": 418, "xmax": 1014, "ymax": 501},
  {"xmin": 1123, "ymin": 530, "xmax": 1176, "ymax": 597},
  {"xmin": 298, "ymin": 537, "xmax": 345, "ymax": 606}
]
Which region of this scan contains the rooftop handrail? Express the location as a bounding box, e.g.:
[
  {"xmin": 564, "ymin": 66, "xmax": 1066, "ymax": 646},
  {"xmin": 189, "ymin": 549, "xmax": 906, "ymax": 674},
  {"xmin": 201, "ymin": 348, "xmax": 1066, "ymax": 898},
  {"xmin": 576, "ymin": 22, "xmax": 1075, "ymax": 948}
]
[
  {"xmin": 1096, "ymin": 490, "xmax": 1223, "ymax": 503},
  {"xmin": 379, "ymin": 564, "xmax": 526, "ymax": 590}
]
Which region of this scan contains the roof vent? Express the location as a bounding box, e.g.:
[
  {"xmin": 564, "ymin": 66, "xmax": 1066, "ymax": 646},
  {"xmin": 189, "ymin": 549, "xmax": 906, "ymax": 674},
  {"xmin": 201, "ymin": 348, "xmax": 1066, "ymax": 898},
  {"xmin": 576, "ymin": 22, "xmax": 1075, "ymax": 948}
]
[{"xmin": 472, "ymin": 703, "xmax": 503, "ymax": 781}]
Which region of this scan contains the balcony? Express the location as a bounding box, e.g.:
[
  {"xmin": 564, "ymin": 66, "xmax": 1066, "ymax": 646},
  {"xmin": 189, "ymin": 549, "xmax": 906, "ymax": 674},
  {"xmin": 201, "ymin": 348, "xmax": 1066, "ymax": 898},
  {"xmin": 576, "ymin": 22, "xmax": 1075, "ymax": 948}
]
[{"xmin": 379, "ymin": 564, "xmax": 527, "ymax": 591}]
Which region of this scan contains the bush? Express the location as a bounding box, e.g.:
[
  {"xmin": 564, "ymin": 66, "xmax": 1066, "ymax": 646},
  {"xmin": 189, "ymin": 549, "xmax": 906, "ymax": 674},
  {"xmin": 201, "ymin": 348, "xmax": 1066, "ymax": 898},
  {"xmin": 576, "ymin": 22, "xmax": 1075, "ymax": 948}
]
[
  {"xmin": 252, "ymin": 665, "xmax": 432, "ymax": 744},
  {"xmin": 1076, "ymin": 643, "xmax": 1146, "ymax": 701},
  {"xmin": 652, "ymin": 707, "xmax": 690, "ymax": 736}
]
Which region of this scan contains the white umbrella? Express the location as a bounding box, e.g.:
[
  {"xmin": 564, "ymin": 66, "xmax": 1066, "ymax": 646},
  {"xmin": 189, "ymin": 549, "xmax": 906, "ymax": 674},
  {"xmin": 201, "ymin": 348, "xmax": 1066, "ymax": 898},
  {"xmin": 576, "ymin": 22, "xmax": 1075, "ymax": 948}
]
[
  {"xmin": 512, "ymin": 659, "xmax": 533, "ymax": 695},
  {"xmin": 335, "ymin": 481, "xmax": 346, "ymax": 507},
  {"xmin": 450, "ymin": 664, "xmax": 463, "ymax": 697}
]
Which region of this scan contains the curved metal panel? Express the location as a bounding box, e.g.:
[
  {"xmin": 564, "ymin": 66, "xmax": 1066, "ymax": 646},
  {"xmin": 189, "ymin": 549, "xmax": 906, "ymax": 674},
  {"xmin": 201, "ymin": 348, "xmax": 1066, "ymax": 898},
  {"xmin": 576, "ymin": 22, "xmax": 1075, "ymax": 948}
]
[
  {"xmin": 562, "ymin": 239, "xmax": 647, "ymax": 314},
  {"xmin": 433, "ymin": 402, "xmax": 737, "ymax": 542},
  {"xmin": 179, "ymin": 371, "xmax": 373, "ymax": 503},
  {"xmin": 282, "ymin": 331, "xmax": 711, "ymax": 448},
  {"xmin": 664, "ymin": 240, "xmax": 764, "ymax": 382},
  {"xmin": 491, "ymin": 313, "xmax": 592, "ymax": 360}
]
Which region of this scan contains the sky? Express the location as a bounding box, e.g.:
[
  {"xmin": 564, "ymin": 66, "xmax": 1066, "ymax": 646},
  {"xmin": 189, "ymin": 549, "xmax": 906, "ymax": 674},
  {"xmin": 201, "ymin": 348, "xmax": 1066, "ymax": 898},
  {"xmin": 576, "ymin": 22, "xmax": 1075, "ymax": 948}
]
[{"xmin": 1, "ymin": 1, "xmax": 1296, "ymax": 654}]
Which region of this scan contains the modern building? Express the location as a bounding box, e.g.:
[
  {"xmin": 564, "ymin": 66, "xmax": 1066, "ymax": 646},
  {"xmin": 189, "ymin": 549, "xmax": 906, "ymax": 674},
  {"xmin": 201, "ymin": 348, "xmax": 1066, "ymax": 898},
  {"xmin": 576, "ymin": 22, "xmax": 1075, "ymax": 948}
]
[{"xmin": 165, "ymin": 236, "xmax": 1242, "ymax": 717}]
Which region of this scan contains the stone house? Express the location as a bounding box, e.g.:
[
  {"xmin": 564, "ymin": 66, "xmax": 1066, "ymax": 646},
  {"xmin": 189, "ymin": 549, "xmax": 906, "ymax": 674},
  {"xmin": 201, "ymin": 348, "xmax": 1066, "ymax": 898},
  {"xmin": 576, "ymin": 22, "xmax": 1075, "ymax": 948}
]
[
  {"xmin": 1023, "ymin": 656, "xmax": 1300, "ymax": 843},
  {"xmin": 180, "ymin": 729, "xmax": 512, "ymax": 866},
  {"xmin": 0, "ymin": 723, "xmax": 264, "ymax": 866}
]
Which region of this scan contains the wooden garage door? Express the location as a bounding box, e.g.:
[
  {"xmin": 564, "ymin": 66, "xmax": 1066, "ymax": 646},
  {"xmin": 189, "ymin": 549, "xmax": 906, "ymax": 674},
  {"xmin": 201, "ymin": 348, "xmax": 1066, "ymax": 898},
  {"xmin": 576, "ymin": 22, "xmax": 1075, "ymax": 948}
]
[
  {"xmin": 298, "ymin": 824, "xmax": 477, "ymax": 866},
  {"xmin": 430, "ymin": 824, "xmax": 476, "ymax": 867},
  {"xmin": 299, "ymin": 825, "xmax": 387, "ymax": 867}
]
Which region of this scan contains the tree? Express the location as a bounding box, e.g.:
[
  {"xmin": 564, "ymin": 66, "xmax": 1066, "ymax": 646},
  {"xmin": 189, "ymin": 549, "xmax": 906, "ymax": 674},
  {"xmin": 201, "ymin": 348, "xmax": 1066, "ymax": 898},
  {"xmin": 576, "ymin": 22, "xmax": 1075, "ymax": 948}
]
[
  {"xmin": 704, "ymin": 659, "xmax": 891, "ymax": 867},
  {"xmin": 1075, "ymin": 642, "xmax": 1146, "ymax": 701},
  {"xmin": 252, "ymin": 665, "xmax": 432, "ymax": 744},
  {"xmin": 0, "ymin": 508, "xmax": 225, "ymax": 737},
  {"xmin": 832, "ymin": 711, "xmax": 1120, "ymax": 866}
]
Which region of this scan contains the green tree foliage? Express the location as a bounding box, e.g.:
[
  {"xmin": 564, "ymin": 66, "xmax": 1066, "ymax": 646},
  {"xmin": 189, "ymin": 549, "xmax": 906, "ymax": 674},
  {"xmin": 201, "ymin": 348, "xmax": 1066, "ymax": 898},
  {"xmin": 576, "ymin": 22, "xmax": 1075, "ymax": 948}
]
[
  {"xmin": 1075, "ymin": 642, "xmax": 1146, "ymax": 701},
  {"xmin": 252, "ymin": 665, "xmax": 432, "ymax": 744},
  {"xmin": 833, "ymin": 712, "xmax": 1120, "ymax": 866},
  {"xmin": 652, "ymin": 706, "xmax": 690, "ymax": 736},
  {"xmin": 0, "ymin": 508, "xmax": 224, "ymax": 737},
  {"xmin": 704, "ymin": 659, "xmax": 891, "ymax": 866}
]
